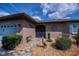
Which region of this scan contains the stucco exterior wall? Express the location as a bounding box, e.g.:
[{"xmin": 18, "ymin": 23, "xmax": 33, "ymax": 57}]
[
  {"xmin": 21, "ymin": 28, "xmax": 35, "ymax": 43},
  {"xmin": 19, "ymin": 20, "xmax": 35, "ymax": 43},
  {"xmin": 0, "ymin": 19, "xmax": 71, "ymax": 42},
  {"xmin": 43, "ymin": 22, "xmax": 69, "ymax": 39}
]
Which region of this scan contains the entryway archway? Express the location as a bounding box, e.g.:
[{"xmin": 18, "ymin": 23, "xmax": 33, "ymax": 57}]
[{"xmin": 35, "ymin": 25, "xmax": 46, "ymax": 38}]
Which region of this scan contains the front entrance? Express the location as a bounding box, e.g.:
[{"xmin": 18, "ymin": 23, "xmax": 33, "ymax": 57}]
[{"xmin": 35, "ymin": 25, "xmax": 46, "ymax": 38}]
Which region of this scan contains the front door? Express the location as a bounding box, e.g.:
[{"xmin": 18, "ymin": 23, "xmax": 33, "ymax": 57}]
[{"xmin": 35, "ymin": 25, "xmax": 46, "ymax": 38}]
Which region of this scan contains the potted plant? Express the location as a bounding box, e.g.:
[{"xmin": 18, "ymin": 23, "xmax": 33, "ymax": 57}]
[{"xmin": 47, "ymin": 32, "xmax": 52, "ymax": 42}]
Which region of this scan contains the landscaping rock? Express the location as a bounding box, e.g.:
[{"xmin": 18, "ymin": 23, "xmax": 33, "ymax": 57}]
[{"xmin": 0, "ymin": 38, "xmax": 79, "ymax": 56}]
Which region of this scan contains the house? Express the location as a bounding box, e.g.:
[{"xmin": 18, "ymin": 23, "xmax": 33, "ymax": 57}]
[{"xmin": 0, "ymin": 13, "xmax": 79, "ymax": 43}]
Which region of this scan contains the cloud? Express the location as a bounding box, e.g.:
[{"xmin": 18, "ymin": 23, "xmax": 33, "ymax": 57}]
[
  {"xmin": 0, "ymin": 12, "xmax": 10, "ymax": 17},
  {"xmin": 41, "ymin": 3, "xmax": 79, "ymax": 19},
  {"xmin": 32, "ymin": 16, "xmax": 42, "ymax": 21},
  {"xmin": 64, "ymin": 17, "xmax": 71, "ymax": 19}
]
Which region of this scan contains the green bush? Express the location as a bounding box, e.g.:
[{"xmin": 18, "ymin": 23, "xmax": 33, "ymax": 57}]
[
  {"xmin": 2, "ymin": 35, "xmax": 22, "ymax": 50},
  {"xmin": 55, "ymin": 37, "xmax": 72, "ymax": 50},
  {"xmin": 76, "ymin": 32, "xmax": 79, "ymax": 45}
]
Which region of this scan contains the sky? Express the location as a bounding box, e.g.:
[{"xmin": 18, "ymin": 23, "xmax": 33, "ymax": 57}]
[{"xmin": 0, "ymin": 3, "xmax": 79, "ymax": 21}]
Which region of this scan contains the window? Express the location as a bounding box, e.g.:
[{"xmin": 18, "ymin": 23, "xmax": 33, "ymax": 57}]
[
  {"xmin": 7, "ymin": 25, "xmax": 9, "ymax": 27},
  {"xmin": 11, "ymin": 25, "xmax": 13, "ymax": 27},
  {"xmin": 1, "ymin": 25, "xmax": 3, "ymax": 28},
  {"xmin": 18, "ymin": 24, "xmax": 21, "ymax": 27},
  {"xmin": 73, "ymin": 24, "xmax": 77, "ymax": 28},
  {"xmin": 4, "ymin": 25, "xmax": 6, "ymax": 28},
  {"xmin": 70, "ymin": 23, "xmax": 79, "ymax": 34},
  {"xmin": 14, "ymin": 25, "xmax": 16, "ymax": 27},
  {"xmin": 72, "ymin": 24, "xmax": 77, "ymax": 32},
  {"xmin": 3, "ymin": 29, "xmax": 4, "ymax": 32}
]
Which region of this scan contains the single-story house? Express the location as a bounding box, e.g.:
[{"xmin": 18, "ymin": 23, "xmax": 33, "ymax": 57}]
[{"xmin": 0, "ymin": 13, "xmax": 79, "ymax": 43}]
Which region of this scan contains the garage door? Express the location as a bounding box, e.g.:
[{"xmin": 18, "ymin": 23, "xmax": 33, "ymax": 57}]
[
  {"xmin": 0, "ymin": 25, "xmax": 17, "ymax": 40},
  {"xmin": 0, "ymin": 25, "xmax": 16, "ymax": 35}
]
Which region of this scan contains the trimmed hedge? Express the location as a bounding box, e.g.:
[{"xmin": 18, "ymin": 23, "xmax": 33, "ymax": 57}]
[
  {"xmin": 2, "ymin": 35, "xmax": 22, "ymax": 50},
  {"xmin": 55, "ymin": 37, "xmax": 72, "ymax": 50}
]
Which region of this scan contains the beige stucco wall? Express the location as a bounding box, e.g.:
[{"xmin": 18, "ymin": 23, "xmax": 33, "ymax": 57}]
[
  {"xmin": 19, "ymin": 19, "xmax": 35, "ymax": 43},
  {"xmin": 42, "ymin": 22, "xmax": 69, "ymax": 39},
  {"xmin": 0, "ymin": 19, "xmax": 70, "ymax": 43}
]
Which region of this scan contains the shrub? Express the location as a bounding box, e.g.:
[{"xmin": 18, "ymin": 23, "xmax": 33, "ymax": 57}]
[
  {"xmin": 2, "ymin": 35, "xmax": 22, "ymax": 50},
  {"xmin": 26, "ymin": 36, "xmax": 32, "ymax": 42},
  {"xmin": 76, "ymin": 32, "xmax": 79, "ymax": 45},
  {"xmin": 55, "ymin": 37, "xmax": 72, "ymax": 50}
]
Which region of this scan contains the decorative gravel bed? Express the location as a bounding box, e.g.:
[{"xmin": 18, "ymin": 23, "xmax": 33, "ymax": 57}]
[
  {"xmin": 0, "ymin": 39, "xmax": 37, "ymax": 56},
  {"xmin": 0, "ymin": 39, "xmax": 79, "ymax": 56},
  {"xmin": 32, "ymin": 44, "xmax": 79, "ymax": 56}
]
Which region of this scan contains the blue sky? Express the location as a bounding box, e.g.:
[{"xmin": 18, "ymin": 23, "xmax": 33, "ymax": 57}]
[{"xmin": 0, "ymin": 3, "xmax": 79, "ymax": 20}]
